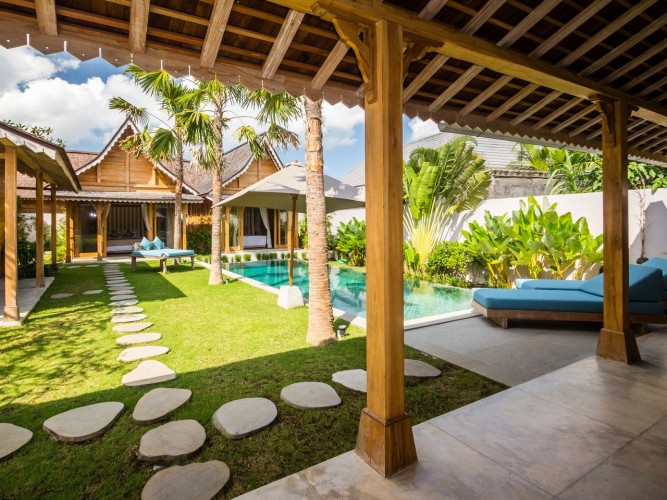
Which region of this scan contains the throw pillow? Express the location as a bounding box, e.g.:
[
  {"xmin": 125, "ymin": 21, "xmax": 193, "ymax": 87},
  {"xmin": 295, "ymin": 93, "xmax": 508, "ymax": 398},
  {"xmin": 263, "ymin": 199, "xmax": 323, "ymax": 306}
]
[
  {"xmin": 140, "ymin": 236, "xmax": 154, "ymax": 250},
  {"xmin": 152, "ymin": 236, "xmax": 165, "ymax": 250}
]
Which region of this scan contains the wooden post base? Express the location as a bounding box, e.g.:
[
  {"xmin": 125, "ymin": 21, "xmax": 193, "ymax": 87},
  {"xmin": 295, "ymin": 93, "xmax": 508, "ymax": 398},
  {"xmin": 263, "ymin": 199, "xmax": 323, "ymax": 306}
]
[
  {"xmin": 596, "ymin": 327, "xmax": 641, "ymax": 363},
  {"xmin": 3, "ymin": 305, "xmax": 19, "ymax": 322},
  {"xmin": 355, "ymin": 408, "xmax": 418, "ymax": 477}
]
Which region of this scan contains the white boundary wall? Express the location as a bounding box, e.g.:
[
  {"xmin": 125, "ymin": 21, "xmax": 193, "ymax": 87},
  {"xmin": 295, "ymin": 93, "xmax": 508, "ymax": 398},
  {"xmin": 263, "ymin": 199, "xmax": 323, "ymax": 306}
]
[{"xmin": 330, "ymin": 188, "xmax": 667, "ymax": 264}]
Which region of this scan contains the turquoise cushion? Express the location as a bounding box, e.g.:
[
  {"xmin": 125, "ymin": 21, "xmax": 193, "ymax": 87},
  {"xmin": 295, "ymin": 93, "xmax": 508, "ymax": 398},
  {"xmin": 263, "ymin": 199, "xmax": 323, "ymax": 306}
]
[
  {"xmin": 519, "ymin": 279, "xmax": 584, "ymax": 291},
  {"xmin": 140, "ymin": 236, "xmax": 154, "ymax": 251},
  {"xmin": 579, "ymin": 274, "xmax": 604, "ymax": 297},
  {"xmin": 642, "ymin": 258, "xmax": 667, "ymax": 289},
  {"xmin": 472, "ymin": 288, "xmax": 663, "ymax": 316},
  {"xmin": 152, "ymin": 236, "xmax": 165, "ymax": 250},
  {"xmin": 578, "ymin": 265, "xmax": 663, "ymax": 301}
]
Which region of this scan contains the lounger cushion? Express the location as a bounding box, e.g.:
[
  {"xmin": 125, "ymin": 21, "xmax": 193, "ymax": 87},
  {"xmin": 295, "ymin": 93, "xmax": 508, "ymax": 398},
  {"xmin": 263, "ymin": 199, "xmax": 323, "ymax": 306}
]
[
  {"xmin": 519, "ymin": 279, "xmax": 583, "ymax": 291},
  {"xmin": 472, "ymin": 288, "xmax": 663, "ymax": 316},
  {"xmin": 132, "ymin": 249, "xmax": 195, "ymax": 258},
  {"xmin": 152, "ymin": 236, "xmax": 165, "ymax": 250},
  {"xmin": 642, "ymin": 257, "xmax": 667, "ymax": 289}
]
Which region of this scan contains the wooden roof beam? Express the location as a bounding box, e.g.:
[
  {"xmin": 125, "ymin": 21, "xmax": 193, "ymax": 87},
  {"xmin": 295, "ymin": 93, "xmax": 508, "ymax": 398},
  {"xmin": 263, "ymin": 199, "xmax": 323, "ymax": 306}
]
[
  {"xmin": 404, "ymin": 0, "xmax": 504, "ymax": 103},
  {"xmin": 262, "ymin": 10, "xmax": 305, "ymax": 80},
  {"xmin": 311, "ymin": 40, "xmax": 349, "ymax": 89},
  {"xmin": 418, "ymin": 0, "xmax": 449, "ymax": 20},
  {"xmin": 430, "ymin": 0, "xmax": 559, "ymax": 112},
  {"xmin": 129, "ymin": 0, "xmax": 150, "ymax": 54},
  {"xmin": 35, "ymin": 0, "xmax": 57, "ymax": 36},
  {"xmin": 200, "ymin": 0, "xmax": 234, "ymax": 69}
]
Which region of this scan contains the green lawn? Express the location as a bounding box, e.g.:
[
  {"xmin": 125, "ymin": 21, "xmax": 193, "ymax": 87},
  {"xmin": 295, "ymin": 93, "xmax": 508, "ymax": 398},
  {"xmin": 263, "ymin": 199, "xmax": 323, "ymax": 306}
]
[{"xmin": 0, "ymin": 262, "xmax": 505, "ymax": 498}]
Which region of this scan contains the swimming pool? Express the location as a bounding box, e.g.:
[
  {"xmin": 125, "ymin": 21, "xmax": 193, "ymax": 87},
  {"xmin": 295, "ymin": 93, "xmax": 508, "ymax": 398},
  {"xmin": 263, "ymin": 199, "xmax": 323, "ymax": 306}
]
[{"xmin": 225, "ymin": 260, "xmax": 472, "ymax": 321}]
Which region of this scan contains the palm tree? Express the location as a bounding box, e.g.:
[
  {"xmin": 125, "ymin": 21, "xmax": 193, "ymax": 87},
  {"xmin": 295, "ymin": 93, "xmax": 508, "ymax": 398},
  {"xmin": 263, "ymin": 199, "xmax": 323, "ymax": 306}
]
[
  {"xmin": 303, "ymin": 97, "xmax": 335, "ymax": 346},
  {"xmin": 109, "ymin": 64, "xmax": 191, "ymax": 249},
  {"xmin": 180, "ymin": 79, "xmax": 300, "ymax": 285}
]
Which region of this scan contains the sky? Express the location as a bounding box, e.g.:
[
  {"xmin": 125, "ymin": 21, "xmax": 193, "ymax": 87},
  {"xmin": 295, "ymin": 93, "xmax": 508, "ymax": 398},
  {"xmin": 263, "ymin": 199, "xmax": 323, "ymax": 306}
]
[{"xmin": 0, "ymin": 45, "xmax": 441, "ymax": 180}]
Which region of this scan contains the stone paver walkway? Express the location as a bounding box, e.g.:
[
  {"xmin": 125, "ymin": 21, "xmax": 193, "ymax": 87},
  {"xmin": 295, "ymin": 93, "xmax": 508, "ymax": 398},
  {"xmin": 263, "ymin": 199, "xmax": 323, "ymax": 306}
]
[
  {"xmin": 0, "ymin": 423, "xmax": 33, "ymax": 459},
  {"xmin": 142, "ymin": 461, "xmax": 230, "ymax": 500},
  {"xmin": 280, "ymin": 382, "xmax": 341, "ymax": 409},
  {"xmin": 133, "ymin": 388, "xmax": 192, "ymax": 424},
  {"xmin": 116, "ymin": 333, "xmax": 162, "ymax": 346},
  {"xmin": 43, "ymin": 402, "xmax": 124, "ymax": 443},
  {"xmin": 122, "ymin": 360, "xmax": 176, "ymax": 387},
  {"xmin": 332, "ymin": 369, "xmax": 367, "ymax": 392},
  {"xmin": 212, "ymin": 398, "xmax": 277, "ymax": 439},
  {"xmin": 138, "ymin": 420, "xmax": 206, "ymax": 462}
]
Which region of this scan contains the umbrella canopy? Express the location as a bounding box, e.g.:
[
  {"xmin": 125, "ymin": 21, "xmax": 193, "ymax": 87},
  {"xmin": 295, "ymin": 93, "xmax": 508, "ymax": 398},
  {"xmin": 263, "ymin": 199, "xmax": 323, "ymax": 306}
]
[{"xmin": 212, "ymin": 164, "xmax": 365, "ymax": 212}]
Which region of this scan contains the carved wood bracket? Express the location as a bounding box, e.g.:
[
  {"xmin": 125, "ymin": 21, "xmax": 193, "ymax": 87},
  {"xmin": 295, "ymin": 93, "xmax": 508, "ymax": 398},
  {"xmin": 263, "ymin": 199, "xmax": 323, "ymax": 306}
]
[
  {"xmin": 403, "ymin": 42, "xmax": 428, "ymax": 81},
  {"xmin": 331, "ymin": 17, "xmax": 376, "ymax": 102},
  {"xmin": 593, "ymin": 96, "xmax": 618, "ymax": 148}
]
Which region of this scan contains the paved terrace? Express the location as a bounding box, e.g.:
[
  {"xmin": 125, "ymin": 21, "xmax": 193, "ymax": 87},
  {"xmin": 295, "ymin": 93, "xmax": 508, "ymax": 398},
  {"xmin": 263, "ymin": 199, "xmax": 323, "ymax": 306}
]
[{"xmin": 240, "ymin": 323, "xmax": 667, "ymax": 499}]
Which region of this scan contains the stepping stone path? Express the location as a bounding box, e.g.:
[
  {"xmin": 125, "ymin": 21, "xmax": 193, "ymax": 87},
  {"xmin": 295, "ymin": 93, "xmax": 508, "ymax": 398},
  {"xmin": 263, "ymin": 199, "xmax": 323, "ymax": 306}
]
[
  {"xmin": 85, "ymin": 264, "xmax": 100, "ymax": 268},
  {"xmin": 109, "ymin": 290, "xmax": 134, "ymax": 296},
  {"xmin": 114, "ymin": 322, "xmax": 153, "ymax": 333},
  {"xmin": 67, "ymin": 265, "xmax": 81, "ymax": 269},
  {"xmin": 0, "ymin": 423, "xmax": 33, "ymax": 459},
  {"xmin": 116, "ymin": 333, "xmax": 162, "ymax": 346},
  {"xmin": 137, "ymin": 420, "xmax": 206, "ymax": 463},
  {"xmin": 332, "ymin": 369, "xmax": 367, "ymax": 393},
  {"xmin": 51, "ymin": 293, "xmax": 74, "ymax": 299},
  {"xmin": 133, "ymin": 388, "xmax": 192, "ymax": 424},
  {"xmin": 212, "ymin": 398, "xmax": 277, "ymax": 439},
  {"xmin": 110, "ymin": 299, "xmax": 139, "ymax": 307},
  {"xmin": 112, "ymin": 306, "xmax": 144, "ymax": 315},
  {"xmin": 280, "ymin": 382, "xmax": 341, "ymax": 409},
  {"xmin": 118, "ymin": 346, "xmax": 169, "ymax": 362},
  {"xmin": 82, "ymin": 290, "xmax": 103, "ymax": 295},
  {"xmin": 122, "ymin": 360, "xmax": 176, "ymax": 387},
  {"xmin": 111, "ymin": 313, "xmax": 149, "ymax": 324},
  {"xmin": 142, "ymin": 461, "xmax": 230, "ymax": 500},
  {"xmin": 111, "ymin": 294, "xmax": 137, "ymax": 301},
  {"xmin": 405, "ymin": 359, "xmax": 441, "ymax": 378},
  {"xmin": 43, "ymin": 402, "xmax": 124, "ymax": 443}
]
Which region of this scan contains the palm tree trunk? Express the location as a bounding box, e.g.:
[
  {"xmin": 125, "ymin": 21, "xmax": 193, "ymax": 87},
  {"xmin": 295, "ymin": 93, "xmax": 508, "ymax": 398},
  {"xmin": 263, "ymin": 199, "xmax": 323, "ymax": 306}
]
[
  {"xmin": 173, "ymin": 149, "xmax": 183, "ymax": 250},
  {"xmin": 209, "ymin": 168, "xmax": 223, "ymax": 285},
  {"xmin": 304, "ymin": 97, "xmax": 335, "ymax": 346}
]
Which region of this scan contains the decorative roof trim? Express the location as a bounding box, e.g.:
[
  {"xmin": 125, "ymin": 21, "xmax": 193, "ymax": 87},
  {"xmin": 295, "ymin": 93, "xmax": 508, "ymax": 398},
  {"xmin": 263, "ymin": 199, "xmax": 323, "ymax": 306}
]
[{"xmin": 76, "ymin": 118, "xmax": 199, "ymax": 195}]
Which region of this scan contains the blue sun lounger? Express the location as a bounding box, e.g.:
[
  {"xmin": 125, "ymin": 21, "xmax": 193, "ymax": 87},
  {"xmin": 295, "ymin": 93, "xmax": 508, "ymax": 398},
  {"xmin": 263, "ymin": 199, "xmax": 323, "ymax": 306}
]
[
  {"xmin": 131, "ymin": 249, "xmax": 196, "ymax": 273},
  {"xmin": 472, "ymin": 265, "xmax": 665, "ymax": 328}
]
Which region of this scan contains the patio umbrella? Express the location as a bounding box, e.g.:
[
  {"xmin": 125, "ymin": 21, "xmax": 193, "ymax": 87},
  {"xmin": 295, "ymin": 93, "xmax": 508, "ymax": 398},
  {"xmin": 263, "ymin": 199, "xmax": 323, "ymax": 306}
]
[{"xmin": 212, "ymin": 164, "xmax": 365, "ymax": 286}]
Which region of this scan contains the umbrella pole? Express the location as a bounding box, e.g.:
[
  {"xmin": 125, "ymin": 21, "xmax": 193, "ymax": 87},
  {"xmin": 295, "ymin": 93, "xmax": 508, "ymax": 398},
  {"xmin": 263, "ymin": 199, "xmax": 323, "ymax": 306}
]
[{"xmin": 289, "ymin": 194, "xmax": 297, "ymax": 287}]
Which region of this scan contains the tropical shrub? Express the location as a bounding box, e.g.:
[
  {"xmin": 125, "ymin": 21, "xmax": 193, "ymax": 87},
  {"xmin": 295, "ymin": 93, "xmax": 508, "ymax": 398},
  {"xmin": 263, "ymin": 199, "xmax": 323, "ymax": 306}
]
[
  {"xmin": 336, "ymin": 218, "xmax": 366, "ymax": 266},
  {"xmin": 462, "ymin": 197, "xmax": 603, "ymax": 287},
  {"xmin": 221, "ymin": 255, "xmax": 228, "ymax": 263},
  {"xmin": 243, "ymin": 253, "xmax": 251, "ymax": 261},
  {"xmin": 234, "ymin": 254, "xmax": 242, "ymax": 262},
  {"xmin": 403, "ymin": 202, "xmax": 447, "ymax": 273},
  {"xmin": 425, "ymin": 241, "xmax": 471, "ymax": 280},
  {"xmin": 186, "ymin": 224, "xmax": 212, "ymax": 255}
]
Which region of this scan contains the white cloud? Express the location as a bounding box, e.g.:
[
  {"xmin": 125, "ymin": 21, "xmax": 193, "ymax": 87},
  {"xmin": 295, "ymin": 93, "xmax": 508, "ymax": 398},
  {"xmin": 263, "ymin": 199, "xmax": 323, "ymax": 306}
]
[
  {"xmin": 0, "ymin": 46, "xmax": 79, "ymax": 92},
  {"xmin": 407, "ymin": 117, "xmax": 439, "ymax": 142},
  {"xmin": 321, "ymin": 102, "xmax": 365, "ymax": 149}
]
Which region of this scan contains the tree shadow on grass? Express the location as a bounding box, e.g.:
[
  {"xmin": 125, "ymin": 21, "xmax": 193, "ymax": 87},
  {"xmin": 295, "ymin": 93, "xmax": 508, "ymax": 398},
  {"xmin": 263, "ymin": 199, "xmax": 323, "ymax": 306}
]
[{"xmin": 0, "ymin": 336, "xmax": 505, "ymax": 499}]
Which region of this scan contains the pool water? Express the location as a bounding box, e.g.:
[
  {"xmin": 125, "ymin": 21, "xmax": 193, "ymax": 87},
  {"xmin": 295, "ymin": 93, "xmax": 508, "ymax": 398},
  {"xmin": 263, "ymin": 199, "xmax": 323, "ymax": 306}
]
[{"xmin": 225, "ymin": 260, "xmax": 472, "ymax": 321}]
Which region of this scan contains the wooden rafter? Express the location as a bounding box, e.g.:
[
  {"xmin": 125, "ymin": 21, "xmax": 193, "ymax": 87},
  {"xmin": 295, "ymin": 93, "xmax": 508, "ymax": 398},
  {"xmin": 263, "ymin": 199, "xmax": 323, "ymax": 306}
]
[
  {"xmin": 129, "ymin": 0, "xmax": 150, "ymax": 54},
  {"xmin": 418, "ymin": 0, "xmax": 449, "ymax": 20},
  {"xmin": 430, "ymin": 0, "xmax": 559, "ymax": 112},
  {"xmin": 35, "ymin": 0, "xmax": 57, "ymax": 36},
  {"xmin": 261, "ymin": 10, "xmax": 305, "ymax": 80},
  {"xmin": 200, "ymin": 0, "xmax": 234, "ymax": 69},
  {"xmin": 404, "ymin": 0, "xmax": 505, "ymax": 104},
  {"xmin": 311, "ymin": 40, "xmax": 349, "ymax": 89}
]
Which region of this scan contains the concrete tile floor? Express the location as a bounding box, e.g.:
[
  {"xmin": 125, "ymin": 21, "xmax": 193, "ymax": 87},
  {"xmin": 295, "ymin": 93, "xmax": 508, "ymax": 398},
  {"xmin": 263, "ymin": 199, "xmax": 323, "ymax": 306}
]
[
  {"xmin": 239, "ymin": 329, "xmax": 667, "ymax": 499},
  {"xmin": 0, "ymin": 277, "xmax": 54, "ymax": 326}
]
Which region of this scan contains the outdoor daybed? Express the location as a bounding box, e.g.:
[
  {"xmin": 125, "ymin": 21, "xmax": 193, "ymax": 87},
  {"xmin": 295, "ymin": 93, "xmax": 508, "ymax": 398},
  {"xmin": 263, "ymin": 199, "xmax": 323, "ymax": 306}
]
[
  {"xmin": 472, "ymin": 265, "xmax": 666, "ymax": 329},
  {"xmin": 131, "ymin": 237, "xmax": 196, "ymax": 273}
]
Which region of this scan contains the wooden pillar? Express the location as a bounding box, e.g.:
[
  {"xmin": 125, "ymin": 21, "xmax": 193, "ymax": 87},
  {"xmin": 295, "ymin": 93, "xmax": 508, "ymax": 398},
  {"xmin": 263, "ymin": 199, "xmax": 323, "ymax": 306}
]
[
  {"xmin": 35, "ymin": 172, "xmax": 45, "ymax": 287},
  {"xmin": 50, "ymin": 185, "xmax": 57, "ymax": 269},
  {"xmin": 95, "ymin": 202, "xmax": 103, "ymax": 262},
  {"xmin": 224, "ymin": 206, "xmax": 230, "ymax": 254},
  {"xmin": 288, "ymin": 195, "xmax": 297, "ymax": 287},
  {"xmin": 594, "ymin": 98, "xmax": 639, "ymax": 363},
  {"xmin": 65, "ymin": 201, "xmax": 73, "ymax": 263},
  {"xmin": 238, "ymin": 207, "xmax": 244, "ymax": 250},
  {"xmin": 4, "ymin": 146, "xmax": 19, "ymax": 322},
  {"xmin": 182, "ymin": 204, "xmax": 188, "ymax": 249},
  {"xmin": 354, "ymin": 19, "xmax": 417, "ymax": 476},
  {"xmin": 148, "ymin": 204, "xmax": 155, "ymax": 239}
]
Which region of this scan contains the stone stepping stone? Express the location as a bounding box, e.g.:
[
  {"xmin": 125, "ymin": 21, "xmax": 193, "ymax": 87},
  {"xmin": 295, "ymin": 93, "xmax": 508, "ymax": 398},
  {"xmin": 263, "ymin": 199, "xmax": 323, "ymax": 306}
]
[
  {"xmin": 405, "ymin": 359, "xmax": 442, "ymax": 378},
  {"xmin": 0, "ymin": 423, "xmax": 33, "ymax": 459},
  {"xmin": 82, "ymin": 290, "xmax": 103, "ymax": 295},
  {"xmin": 106, "ymin": 280, "xmax": 129, "ymax": 285},
  {"xmin": 67, "ymin": 265, "xmax": 81, "ymax": 269},
  {"xmin": 118, "ymin": 346, "xmax": 169, "ymax": 362},
  {"xmin": 137, "ymin": 420, "xmax": 205, "ymax": 463},
  {"xmin": 116, "ymin": 333, "xmax": 162, "ymax": 346},
  {"xmin": 51, "ymin": 293, "xmax": 74, "ymax": 299},
  {"xmin": 104, "ymin": 271, "xmax": 123, "ymax": 275},
  {"xmin": 133, "ymin": 388, "xmax": 192, "ymax": 424},
  {"xmin": 111, "ymin": 313, "xmax": 149, "ymax": 324},
  {"xmin": 332, "ymin": 369, "xmax": 367, "ymax": 393},
  {"xmin": 122, "ymin": 360, "xmax": 176, "ymax": 387},
  {"xmin": 113, "ymin": 322, "xmax": 153, "ymax": 333},
  {"xmin": 112, "ymin": 306, "xmax": 144, "ymax": 315},
  {"xmin": 212, "ymin": 398, "xmax": 277, "ymax": 439},
  {"xmin": 43, "ymin": 402, "xmax": 124, "ymax": 443},
  {"xmin": 280, "ymin": 382, "xmax": 342, "ymax": 409},
  {"xmin": 84, "ymin": 264, "xmax": 100, "ymax": 268},
  {"xmin": 110, "ymin": 299, "xmax": 139, "ymax": 307},
  {"xmin": 111, "ymin": 294, "xmax": 137, "ymax": 301},
  {"xmin": 142, "ymin": 461, "xmax": 230, "ymax": 500},
  {"xmin": 108, "ymin": 284, "xmax": 132, "ymax": 290},
  {"xmin": 109, "ymin": 289, "xmax": 134, "ymax": 296}
]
